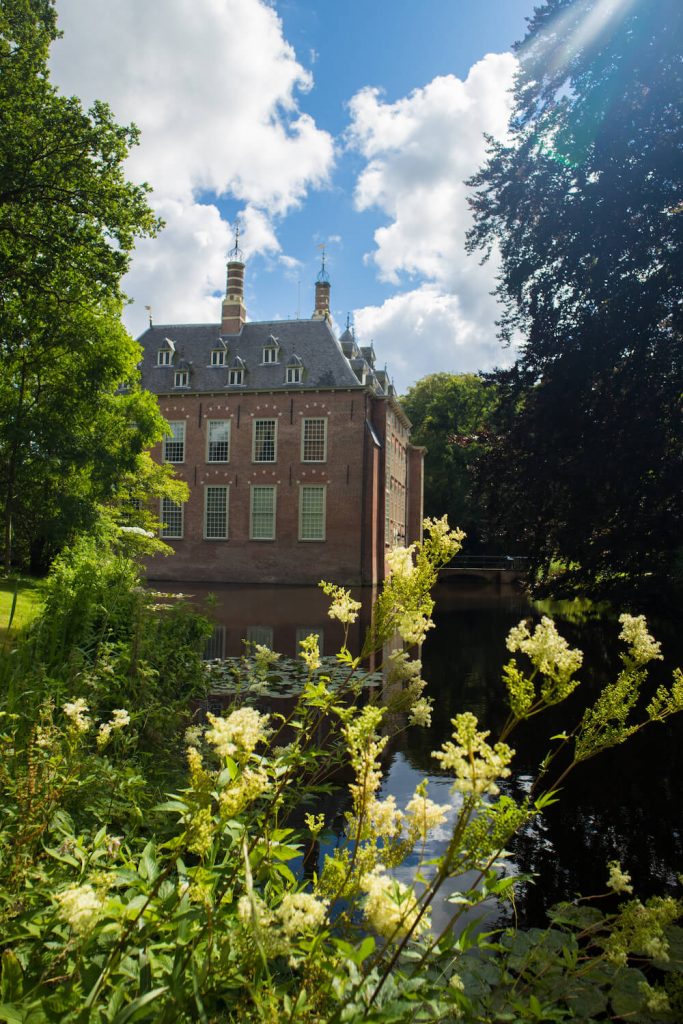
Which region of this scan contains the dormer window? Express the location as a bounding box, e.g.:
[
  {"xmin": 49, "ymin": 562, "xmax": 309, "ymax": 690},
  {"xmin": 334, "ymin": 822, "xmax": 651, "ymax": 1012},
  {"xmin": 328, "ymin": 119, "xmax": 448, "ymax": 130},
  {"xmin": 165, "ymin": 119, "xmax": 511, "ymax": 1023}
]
[
  {"xmin": 228, "ymin": 368, "xmax": 244, "ymax": 386},
  {"xmin": 262, "ymin": 335, "xmax": 280, "ymax": 364},
  {"xmin": 174, "ymin": 370, "xmax": 189, "ymax": 388},
  {"xmin": 157, "ymin": 350, "xmax": 172, "ymax": 366},
  {"xmin": 286, "ymin": 366, "xmax": 302, "ymax": 384},
  {"xmin": 211, "ymin": 349, "xmax": 226, "ymax": 366}
]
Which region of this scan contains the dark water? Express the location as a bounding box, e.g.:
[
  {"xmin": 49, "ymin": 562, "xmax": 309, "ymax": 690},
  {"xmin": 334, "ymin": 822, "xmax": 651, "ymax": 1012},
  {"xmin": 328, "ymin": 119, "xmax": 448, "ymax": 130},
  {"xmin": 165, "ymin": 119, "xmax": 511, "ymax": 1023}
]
[{"xmin": 173, "ymin": 578, "xmax": 683, "ymax": 927}]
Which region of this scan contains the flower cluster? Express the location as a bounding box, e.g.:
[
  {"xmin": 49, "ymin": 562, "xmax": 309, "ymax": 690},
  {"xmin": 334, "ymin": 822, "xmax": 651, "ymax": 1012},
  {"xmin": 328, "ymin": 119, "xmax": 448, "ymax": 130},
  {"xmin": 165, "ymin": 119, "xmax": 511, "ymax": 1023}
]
[
  {"xmin": 278, "ymin": 892, "xmax": 328, "ymax": 937},
  {"xmin": 433, "ymin": 712, "xmax": 514, "ymax": 796},
  {"xmin": 408, "ymin": 697, "xmax": 433, "ymax": 728},
  {"xmin": 219, "ymin": 766, "xmax": 269, "ymax": 818},
  {"xmin": 422, "ymin": 516, "xmax": 466, "ymax": 563},
  {"xmin": 405, "ymin": 782, "xmax": 449, "ymax": 842},
  {"xmin": 386, "ymin": 545, "xmax": 416, "ymax": 579},
  {"xmin": 62, "ymin": 698, "xmax": 91, "ymax": 733},
  {"xmin": 96, "ymin": 708, "xmax": 131, "ymax": 748},
  {"xmin": 299, "ymin": 633, "xmax": 321, "ymax": 673},
  {"xmin": 397, "ymin": 609, "xmax": 434, "ymax": 647},
  {"xmin": 607, "ymin": 860, "xmax": 633, "ymax": 895},
  {"xmin": 504, "ymin": 617, "xmax": 583, "ymax": 713},
  {"xmin": 205, "ymin": 707, "xmax": 270, "ymax": 763},
  {"xmin": 56, "ymin": 884, "xmax": 103, "ymax": 935},
  {"xmin": 619, "ymin": 614, "xmax": 663, "ymax": 667},
  {"xmin": 320, "ymin": 581, "xmax": 362, "ymax": 625},
  {"xmin": 361, "ymin": 869, "xmax": 429, "ymax": 940}
]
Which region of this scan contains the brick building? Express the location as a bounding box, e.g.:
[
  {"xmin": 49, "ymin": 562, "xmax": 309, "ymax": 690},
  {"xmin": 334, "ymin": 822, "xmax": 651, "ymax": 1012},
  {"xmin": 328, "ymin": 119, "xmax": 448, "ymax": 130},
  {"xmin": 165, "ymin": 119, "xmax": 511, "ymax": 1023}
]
[{"xmin": 138, "ymin": 249, "xmax": 424, "ymax": 585}]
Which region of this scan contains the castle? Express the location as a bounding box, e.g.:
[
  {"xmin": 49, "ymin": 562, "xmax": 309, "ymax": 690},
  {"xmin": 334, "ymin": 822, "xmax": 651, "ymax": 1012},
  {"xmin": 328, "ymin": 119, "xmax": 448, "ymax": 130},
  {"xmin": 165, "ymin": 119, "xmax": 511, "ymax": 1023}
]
[{"xmin": 138, "ymin": 246, "xmax": 424, "ymax": 586}]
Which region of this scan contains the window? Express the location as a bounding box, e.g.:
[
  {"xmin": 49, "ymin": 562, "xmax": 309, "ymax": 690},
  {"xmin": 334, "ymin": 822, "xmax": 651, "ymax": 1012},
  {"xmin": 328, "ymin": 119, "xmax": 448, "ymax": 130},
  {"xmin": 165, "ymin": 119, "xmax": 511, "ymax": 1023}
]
[
  {"xmin": 253, "ymin": 419, "xmax": 277, "ymax": 462},
  {"xmin": 211, "ymin": 349, "xmax": 226, "ymax": 366},
  {"xmin": 163, "ymin": 421, "xmax": 185, "ymax": 463},
  {"xmin": 246, "ymin": 626, "xmax": 274, "ymax": 649},
  {"xmin": 262, "ymin": 346, "xmax": 279, "ymax": 364},
  {"xmin": 286, "ymin": 366, "xmax": 303, "ymax": 384},
  {"xmin": 160, "ymin": 498, "xmax": 183, "ymax": 539},
  {"xmin": 250, "ymin": 485, "xmax": 276, "ymax": 540},
  {"xmin": 157, "ymin": 350, "xmax": 172, "ymax": 366},
  {"xmin": 299, "ymin": 485, "xmax": 326, "ymax": 541},
  {"xmin": 204, "ymin": 485, "xmax": 229, "ymax": 539},
  {"xmin": 174, "ymin": 370, "xmax": 189, "ymax": 388},
  {"xmin": 228, "ymin": 368, "xmax": 244, "ymax": 386},
  {"xmin": 301, "ymin": 418, "xmax": 327, "ymax": 462},
  {"xmin": 203, "ymin": 625, "xmax": 225, "ymax": 660},
  {"xmin": 207, "ymin": 419, "xmax": 230, "ymax": 462},
  {"xmin": 295, "ymin": 627, "xmax": 324, "ymax": 653}
]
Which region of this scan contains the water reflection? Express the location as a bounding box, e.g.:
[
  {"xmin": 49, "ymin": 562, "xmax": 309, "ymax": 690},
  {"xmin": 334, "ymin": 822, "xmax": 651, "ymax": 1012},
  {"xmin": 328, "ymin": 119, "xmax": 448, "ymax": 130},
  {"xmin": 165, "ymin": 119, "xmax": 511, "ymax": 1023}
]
[{"xmin": 169, "ymin": 579, "xmax": 683, "ymax": 929}]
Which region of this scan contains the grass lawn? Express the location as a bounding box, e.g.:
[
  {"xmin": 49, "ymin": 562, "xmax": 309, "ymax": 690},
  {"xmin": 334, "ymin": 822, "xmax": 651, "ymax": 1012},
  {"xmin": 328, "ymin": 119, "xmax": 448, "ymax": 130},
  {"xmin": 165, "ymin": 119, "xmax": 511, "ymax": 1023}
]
[{"xmin": 0, "ymin": 576, "xmax": 45, "ymax": 640}]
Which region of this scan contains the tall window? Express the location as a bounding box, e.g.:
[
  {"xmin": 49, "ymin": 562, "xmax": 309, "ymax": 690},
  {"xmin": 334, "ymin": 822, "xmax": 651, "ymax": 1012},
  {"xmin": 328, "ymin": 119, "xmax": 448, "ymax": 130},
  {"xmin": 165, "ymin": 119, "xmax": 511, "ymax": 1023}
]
[
  {"xmin": 301, "ymin": 418, "xmax": 327, "ymax": 462},
  {"xmin": 160, "ymin": 498, "xmax": 183, "ymax": 539},
  {"xmin": 207, "ymin": 420, "xmax": 230, "ymax": 462},
  {"xmin": 247, "ymin": 626, "xmax": 274, "ymax": 649},
  {"xmin": 163, "ymin": 421, "xmax": 185, "ymax": 463},
  {"xmin": 262, "ymin": 346, "xmax": 279, "ymax": 364},
  {"xmin": 253, "ymin": 419, "xmax": 277, "ymax": 462},
  {"xmin": 286, "ymin": 366, "xmax": 302, "ymax": 384},
  {"xmin": 299, "ymin": 485, "xmax": 326, "ymax": 541},
  {"xmin": 211, "ymin": 349, "xmax": 226, "ymax": 366},
  {"xmin": 250, "ymin": 485, "xmax": 276, "ymax": 540},
  {"xmin": 157, "ymin": 350, "xmax": 172, "ymax": 366},
  {"xmin": 204, "ymin": 485, "xmax": 229, "ymax": 539},
  {"xmin": 174, "ymin": 370, "xmax": 189, "ymax": 388},
  {"xmin": 228, "ymin": 368, "xmax": 244, "ymax": 386},
  {"xmin": 203, "ymin": 625, "xmax": 225, "ymax": 660}
]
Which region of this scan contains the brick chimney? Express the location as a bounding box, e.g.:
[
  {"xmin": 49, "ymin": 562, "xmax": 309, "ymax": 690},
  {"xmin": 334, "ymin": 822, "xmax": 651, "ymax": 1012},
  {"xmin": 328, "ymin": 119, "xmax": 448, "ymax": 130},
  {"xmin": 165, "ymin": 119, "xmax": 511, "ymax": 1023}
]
[
  {"xmin": 221, "ymin": 229, "xmax": 246, "ymax": 335},
  {"xmin": 312, "ymin": 247, "xmax": 331, "ymax": 320}
]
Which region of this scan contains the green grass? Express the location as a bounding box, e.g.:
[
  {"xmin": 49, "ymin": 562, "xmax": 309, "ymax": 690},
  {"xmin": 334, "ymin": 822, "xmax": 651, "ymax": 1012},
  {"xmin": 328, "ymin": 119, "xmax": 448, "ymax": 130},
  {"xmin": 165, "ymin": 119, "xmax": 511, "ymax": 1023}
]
[{"xmin": 0, "ymin": 575, "xmax": 45, "ymax": 640}]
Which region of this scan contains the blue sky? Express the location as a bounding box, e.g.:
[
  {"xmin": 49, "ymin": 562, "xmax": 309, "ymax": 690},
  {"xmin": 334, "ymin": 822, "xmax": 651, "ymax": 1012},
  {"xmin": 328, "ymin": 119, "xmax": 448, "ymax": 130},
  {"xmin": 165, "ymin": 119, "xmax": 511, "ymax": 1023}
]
[{"xmin": 50, "ymin": 0, "xmax": 537, "ymax": 392}]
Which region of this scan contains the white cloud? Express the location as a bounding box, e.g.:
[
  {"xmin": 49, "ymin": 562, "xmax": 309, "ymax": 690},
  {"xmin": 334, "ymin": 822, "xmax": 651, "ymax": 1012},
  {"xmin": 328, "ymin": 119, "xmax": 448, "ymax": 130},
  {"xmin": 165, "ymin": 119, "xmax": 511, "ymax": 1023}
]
[
  {"xmin": 354, "ymin": 285, "xmax": 513, "ymax": 395},
  {"xmin": 49, "ymin": 0, "xmax": 334, "ymax": 335},
  {"xmin": 347, "ymin": 53, "xmax": 518, "ymax": 387}
]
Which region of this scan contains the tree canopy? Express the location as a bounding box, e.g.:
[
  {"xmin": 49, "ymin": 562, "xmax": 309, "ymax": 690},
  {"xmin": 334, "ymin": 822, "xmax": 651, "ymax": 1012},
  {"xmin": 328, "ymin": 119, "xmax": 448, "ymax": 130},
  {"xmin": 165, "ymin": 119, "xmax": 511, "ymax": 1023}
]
[
  {"xmin": 401, "ymin": 373, "xmax": 499, "ymax": 552},
  {"xmin": 467, "ymin": 0, "xmax": 683, "ymax": 588},
  {"xmin": 0, "ymin": 0, "xmax": 174, "ymax": 571}
]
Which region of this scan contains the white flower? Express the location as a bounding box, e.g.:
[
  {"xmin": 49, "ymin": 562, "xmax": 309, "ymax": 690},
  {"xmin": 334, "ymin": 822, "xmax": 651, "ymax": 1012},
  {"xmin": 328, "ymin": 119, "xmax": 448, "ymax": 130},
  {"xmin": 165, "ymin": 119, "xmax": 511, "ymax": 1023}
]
[
  {"xmin": 299, "ymin": 633, "xmax": 321, "ymax": 673},
  {"xmin": 119, "ymin": 525, "xmax": 154, "ymax": 538},
  {"xmin": 184, "ymin": 725, "xmax": 203, "ymax": 747},
  {"xmin": 97, "ymin": 723, "xmax": 112, "ymax": 749},
  {"xmin": 362, "ymin": 869, "xmax": 429, "ymax": 940},
  {"xmin": 205, "ymin": 707, "xmax": 270, "ymax": 761},
  {"xmin": 111, "ymin": 708, "xmax": 130, "ymax": 729},
  {"xmin": 607, "ymin": 860, "xmax": 633, "ymax": 895},
  {"xmin": 63, "ymin": 698, "xmax": 91, "ymax": 733},
  {"xmin": 397, "ymin": 610, "xmax": 434, "ymax": 647},
  {"xmin": 56, "ymin": 884, "xmax": 103, "ymax": 935},
  {"xmin": 619, "ymin": 614, "xmax": 663, "ymax": 666},
  {"xmin": 386, "ymin": 545, "xmax": 416, "ymax": 579},
  {"xmin": 405, "ymin": 787, "xmax": 449, "ymax": 840},
  {"xmin": 409, "ymin": 697, "xmax": 432, "ymax": 728},
  {"xmin": 433, "ymin": 712, "xmax": 513, "ymax": 796},
  {"xmin": 278, "ymin": 892, "xmax": 328, "ymax": 936},
  {"xmin": 320, "ymin": 582, "xmax": 362, "ymax": 625}
]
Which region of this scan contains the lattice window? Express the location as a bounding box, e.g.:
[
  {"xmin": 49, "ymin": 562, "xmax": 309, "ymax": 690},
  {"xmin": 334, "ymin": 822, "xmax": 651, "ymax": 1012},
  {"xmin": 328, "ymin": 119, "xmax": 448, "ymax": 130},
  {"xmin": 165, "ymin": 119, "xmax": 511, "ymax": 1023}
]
[
  {"xmin": 299, "ymin": 485, "xmax": 325, "ymax": 541},
  {"xmin": 301, "ymin": 418, "xmax": 327, "ymax": 462},
  {"xmin": 204, "ymin": 486, "xmax": 228, "ymax": 539},
  {"xmin": 253, "ymin": 419, "xmax": 276, "ymax": 462},
  {"xmin": 228, "ymin": 368, "xmax": 244, "ymax": 386},
  {"xmin": 211, "ymin": 349, "xmax": 226, "ymax": 366},
  {"xmin": 157, "ymin": 350, "xmax": 172, "ymax": 366},
  {"xmin": 246, "ymin": 626, "xmax": 274, "ymax": 649},
  {"xmin": 250, "ymin": 485, "xmax": 276, "ymax": 540},
  {"xmin": 262, "ymin": 346, "xmax": 279, "ymax": 364},
  {"xmin": 203, "ymin": 625, "xmax": 225, "ymax": 660},
  {"xmin": 207, "ymin": 420, "xmax": 230, "ymax": 462},
  {"xmin": 160, "ymin": 498, "xmax": 183, "ymax": 539},
  {"xmin": 286, "ymin": 366, "xmax": 302, "ymax": 384},
  {"xmin": 163, "ymin": 421, "xmax": 185, "ymax": 463}
]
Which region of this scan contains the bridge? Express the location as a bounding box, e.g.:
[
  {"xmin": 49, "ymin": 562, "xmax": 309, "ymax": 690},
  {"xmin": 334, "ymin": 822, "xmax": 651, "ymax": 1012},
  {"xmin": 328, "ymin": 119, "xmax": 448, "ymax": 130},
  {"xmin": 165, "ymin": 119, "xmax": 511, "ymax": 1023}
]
[{"xmin": 437, "ymin": 555, "xmax": 529, "ymax": 588}]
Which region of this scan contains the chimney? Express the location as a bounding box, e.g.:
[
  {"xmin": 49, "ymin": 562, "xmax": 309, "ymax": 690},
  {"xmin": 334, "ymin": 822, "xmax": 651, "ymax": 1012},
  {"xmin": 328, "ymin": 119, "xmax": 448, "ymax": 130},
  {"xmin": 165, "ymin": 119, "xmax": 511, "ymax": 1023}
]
[
  {"xmin": 221, "ymin": 228, "xmax": 246, "ymax": 335},
  {"xmin": 312, "ymin": 247, "xmax": 331, "ymax": 320}
]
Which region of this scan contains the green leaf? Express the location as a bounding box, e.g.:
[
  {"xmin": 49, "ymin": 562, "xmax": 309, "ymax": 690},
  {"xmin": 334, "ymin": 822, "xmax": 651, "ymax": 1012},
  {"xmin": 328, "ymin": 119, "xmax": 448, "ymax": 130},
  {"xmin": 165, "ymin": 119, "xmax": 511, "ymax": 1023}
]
[
  {"xmin": 1, "ymin": 952, "xmax": 23, "ymax": 1003},
  {"xmin": 110, "ymin": 987, "xmax": 168, "ymax": 1024}
]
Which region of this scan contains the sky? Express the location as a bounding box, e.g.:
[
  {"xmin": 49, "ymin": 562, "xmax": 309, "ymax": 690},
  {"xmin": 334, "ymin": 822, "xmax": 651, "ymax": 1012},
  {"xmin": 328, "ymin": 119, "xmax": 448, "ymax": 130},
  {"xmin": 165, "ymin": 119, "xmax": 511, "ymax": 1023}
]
[{"xmin": 49, "ymin": 0, "xmax": 537, "ymax": 393}]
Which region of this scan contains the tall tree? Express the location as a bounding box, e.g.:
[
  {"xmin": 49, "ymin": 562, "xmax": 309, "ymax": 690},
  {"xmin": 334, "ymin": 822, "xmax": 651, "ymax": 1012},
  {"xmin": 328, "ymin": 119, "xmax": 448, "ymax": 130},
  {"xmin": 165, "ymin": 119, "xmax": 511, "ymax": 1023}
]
[
  {"xmin": 401, "ymin": 373, "xmax": 499, "ymax": 551},
  {"xmin": 0, "ymin": 0, "xmax": 168, "ymax": 570},
  {"xmin": 467, "ymin": 0, "xmax": 683, "ymax": 588}
]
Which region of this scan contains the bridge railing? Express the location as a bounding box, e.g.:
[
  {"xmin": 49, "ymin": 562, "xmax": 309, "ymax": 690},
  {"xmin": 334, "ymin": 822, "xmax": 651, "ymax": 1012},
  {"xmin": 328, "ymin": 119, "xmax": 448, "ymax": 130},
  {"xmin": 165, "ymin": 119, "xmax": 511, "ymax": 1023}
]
[{"xmin": 445, "ymin": 555, "xmax": 529, "ymax": 571}]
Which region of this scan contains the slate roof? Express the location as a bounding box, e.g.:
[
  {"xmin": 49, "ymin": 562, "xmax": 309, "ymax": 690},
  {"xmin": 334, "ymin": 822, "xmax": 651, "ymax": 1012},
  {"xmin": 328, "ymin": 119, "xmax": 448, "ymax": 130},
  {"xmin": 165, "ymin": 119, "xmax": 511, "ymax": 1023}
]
[{"xmin": 138, "ymin": 318, "xmax": 375, "ymax": 395}]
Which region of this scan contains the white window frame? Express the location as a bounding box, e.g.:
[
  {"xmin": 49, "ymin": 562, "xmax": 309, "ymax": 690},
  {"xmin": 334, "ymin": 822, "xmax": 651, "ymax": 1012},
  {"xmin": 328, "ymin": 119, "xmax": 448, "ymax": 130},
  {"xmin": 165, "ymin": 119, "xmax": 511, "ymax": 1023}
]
[
  {"xmin": 157, "ymin": 349, "xmax": 172, "ymax": 366},
  {"xmin": 250, "ymin": 485, "xmax": 276, "ymax": 540},
  {"xmin": 206, "ymin": 419, "xmax": 230, "ymax": 463},
  {"xmin": 286, "ymin": 366, "xmax": 303, "ymax": 384},
  {"xmin": 160, "ymin": 498, "xmax": 184, "ymax": 539},
  {"xmin": 252, "ymin": 418, "xmax": 277, "ymax": 463},
  {"xmin": 262, "ymin": 346, "xmax": 279, "ymax": 364},
  {"xmin": 203, "ymin": 625, "xmax": 226, "ymax": 660},
  {"xmin": 301, "ymin": 417, "xmax": 327, "ymax": 463},
  {"xmin": 162, "ymin": 421, "xmax": 185, "ymax": 463},
  {"xmin": 204, "ymin": 485, "xmax": 229, "ymax": 540},
  {"xmin": 228, "ymin": 368, "xmax": 244, "ymax": 386},
  {"xmin": 174, "ymin": 370, "xmax": 189, "ymax": 388},
  {"xmin": 211, "ymin": 349, "xmax": 226, "ymax": 366},
  {"xmin": 299, "ymin": 484, "xmax": 326, "ymax": 541}
]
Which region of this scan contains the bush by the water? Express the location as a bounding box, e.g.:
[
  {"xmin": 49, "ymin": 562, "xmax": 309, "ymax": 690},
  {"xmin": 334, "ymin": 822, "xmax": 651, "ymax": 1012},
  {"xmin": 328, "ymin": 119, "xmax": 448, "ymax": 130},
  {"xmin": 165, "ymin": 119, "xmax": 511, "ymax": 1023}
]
[{"xmin": 0, "ymin": 521, "xmax": 682, "ymax": 1022}]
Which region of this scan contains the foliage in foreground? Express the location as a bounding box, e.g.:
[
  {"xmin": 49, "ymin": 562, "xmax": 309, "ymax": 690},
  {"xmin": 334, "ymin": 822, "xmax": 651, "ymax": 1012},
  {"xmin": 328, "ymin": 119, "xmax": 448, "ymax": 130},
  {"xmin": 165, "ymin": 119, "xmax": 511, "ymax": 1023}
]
[{"xmin": 0, "ymin": 520, "xmax": 682, "ymax": 1022}]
